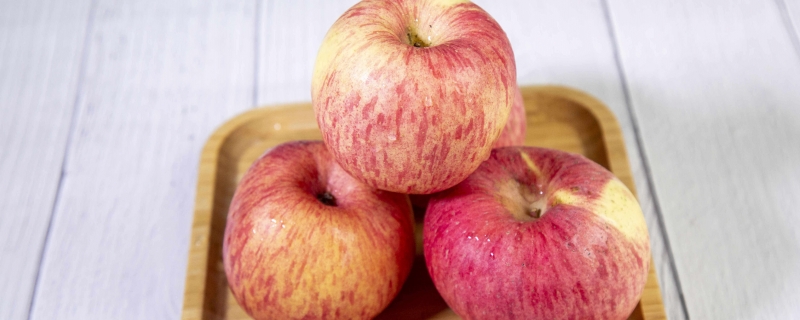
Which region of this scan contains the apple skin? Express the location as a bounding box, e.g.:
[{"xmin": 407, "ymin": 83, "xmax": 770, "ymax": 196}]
[
  {"xmin": 423, "ymin": 146, "xmax": 650, "ymax": 320},
  {"xmin": 223, "ymin": 141, "xmax": 416, "ymax": 320},
  {"xmin": 493, "ymin": 86, "xmax": 526, "ymax": 148},
  {"xmin": 412, "ymin": 86, "xmax": 526, "ymax": 209},
  {"xmin": 312, "ymin": 0, "xmax": 517, "ymax": 194}
]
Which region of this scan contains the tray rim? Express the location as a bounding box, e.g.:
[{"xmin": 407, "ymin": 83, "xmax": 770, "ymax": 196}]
[{"xmin": 180, "ymin": 85, "xmax": 665, "ymax": 320}]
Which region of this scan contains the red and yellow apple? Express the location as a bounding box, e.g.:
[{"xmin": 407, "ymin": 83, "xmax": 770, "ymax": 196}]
[
  {"xmin": 411, "ymin": 86, "xmax": 526, "ymax": 209},
  {"xmin": 493, "ymin": 86, "xmax": 526, "ymax": 148},
  {"xmin": 312, "ymin": 0, "xmax": 517, "ymax": 194},
  {"xmin": 223, "ymin": 141, "xmax": 415, "ymax": 319},
  {"xmin": 423, "ymin": 146, "xmax": 650, "ymax": 319}
]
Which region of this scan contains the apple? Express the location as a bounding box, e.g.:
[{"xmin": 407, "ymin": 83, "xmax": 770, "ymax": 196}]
[
  {"xmin": 223, "ymin": 141, "xmax": 416, "ymax": 319},
  {"xmin": 423, "ymin": 146, "xmax": 650, "ymax": 319},
  {"xmin": 312, "ymin": 0, "xmax": 517, "ymax": 194},
  {"xmin": 411, "ymin": 86, "xmax": 527, "ymax": 210},
  {"xmin": 492, "ymin": 86, "xmax": 526, "ymax": 148}
]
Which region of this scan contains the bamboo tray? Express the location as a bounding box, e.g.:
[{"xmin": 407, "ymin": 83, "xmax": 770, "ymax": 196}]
[{"xmin": 182, "ymin": 85, "xmax": 666, "ymax": 320}]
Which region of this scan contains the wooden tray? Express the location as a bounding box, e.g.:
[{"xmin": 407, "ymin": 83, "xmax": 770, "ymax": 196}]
[{"xmin": 181, "ymin": 85, "xmax": 666, "ymax": 320}]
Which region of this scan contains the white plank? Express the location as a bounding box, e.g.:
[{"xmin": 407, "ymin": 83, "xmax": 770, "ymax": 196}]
[
  {"xmin": 606, "ymin": 0, "xmax": 800, "ymax": 319},
  {"xmin": 784, "ymin": 0, "xmax": 800, "ymax": 54},
  {"xmin": 257, "ymin": 0, "xmax": 358, "ymax": 105},
  {"xmin": 0, "ymin": 0, "xmax": 91, "ymax": 319},
  {"xmin": 28, "ymin": 0, "xmax": 254, "ymax": 318},
  {"xmin": 477, "ymin": 2, "xmax": 686, "ymax": 318}
]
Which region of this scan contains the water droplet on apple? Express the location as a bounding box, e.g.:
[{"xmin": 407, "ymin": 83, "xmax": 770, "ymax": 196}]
[
  {"xmin": 281, "ymin": 224, "xmax": 285, "ymax": 229},
  {"xmin": 271, "ymin": 219, "xmax": 277, "ymax": 223},
  {"xmin": 490, "ymin": 252, "xmax": 495, "ymax": 259},
  {"xmin": 424, "ymin": 96, "xmax": 432, "ymax": 107},
  {"xmin": 388, "ymin": 134, "xmax": 397, "ymax": 141}
]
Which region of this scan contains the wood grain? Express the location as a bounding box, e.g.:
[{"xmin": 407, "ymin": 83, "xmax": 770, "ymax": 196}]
[
  {"xmin": 0, "ymin": 0, "xmax": 92, "ymax": 319},
  {"xmin": 26, "ymin": 0, "xmax": 254, "ymax": 319},
  {"xmin": 181, "ymin": 85, "xmax": 665, "ymax": 320},
  {"xmin": 606, "ymin": 0, "xmax": 800, "ymax": 318}
]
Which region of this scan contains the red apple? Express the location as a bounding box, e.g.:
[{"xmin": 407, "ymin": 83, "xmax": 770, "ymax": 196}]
[
  {"xmin": 493, "ymin": 86, "xmax": 526, "ymax": 148},
  {"xmin": 412, "ymin": 86, "xmax": 527, "ymax": 210},
  {"xmin": 423, "ymin": 146, "xmax": 650, "ymax": 319},
  {"xmin": 223, "ymin": 141, "xmax": 415, "ymax": 319},
  {"xmin": 312, "ymin": 0, "xmax": 517, "ymax": 194}
]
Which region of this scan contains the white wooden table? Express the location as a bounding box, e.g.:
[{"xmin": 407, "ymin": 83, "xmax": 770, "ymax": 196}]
[{"xmin": 2, "ymin": 1, "xmax": 799, "ymax": 319}]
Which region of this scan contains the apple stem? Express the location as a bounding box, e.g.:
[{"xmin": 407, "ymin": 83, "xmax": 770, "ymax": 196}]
[
  {"xmin": 405, "ymin": 27, "xmax": 429, "ymax": 48},
  {"xmin": 317, "ymin": 192, "xmax": 337, "ymax": 206},
  {"xmin": 526, "ymin": 196, "xmax": 548, "ymax": 219}
]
